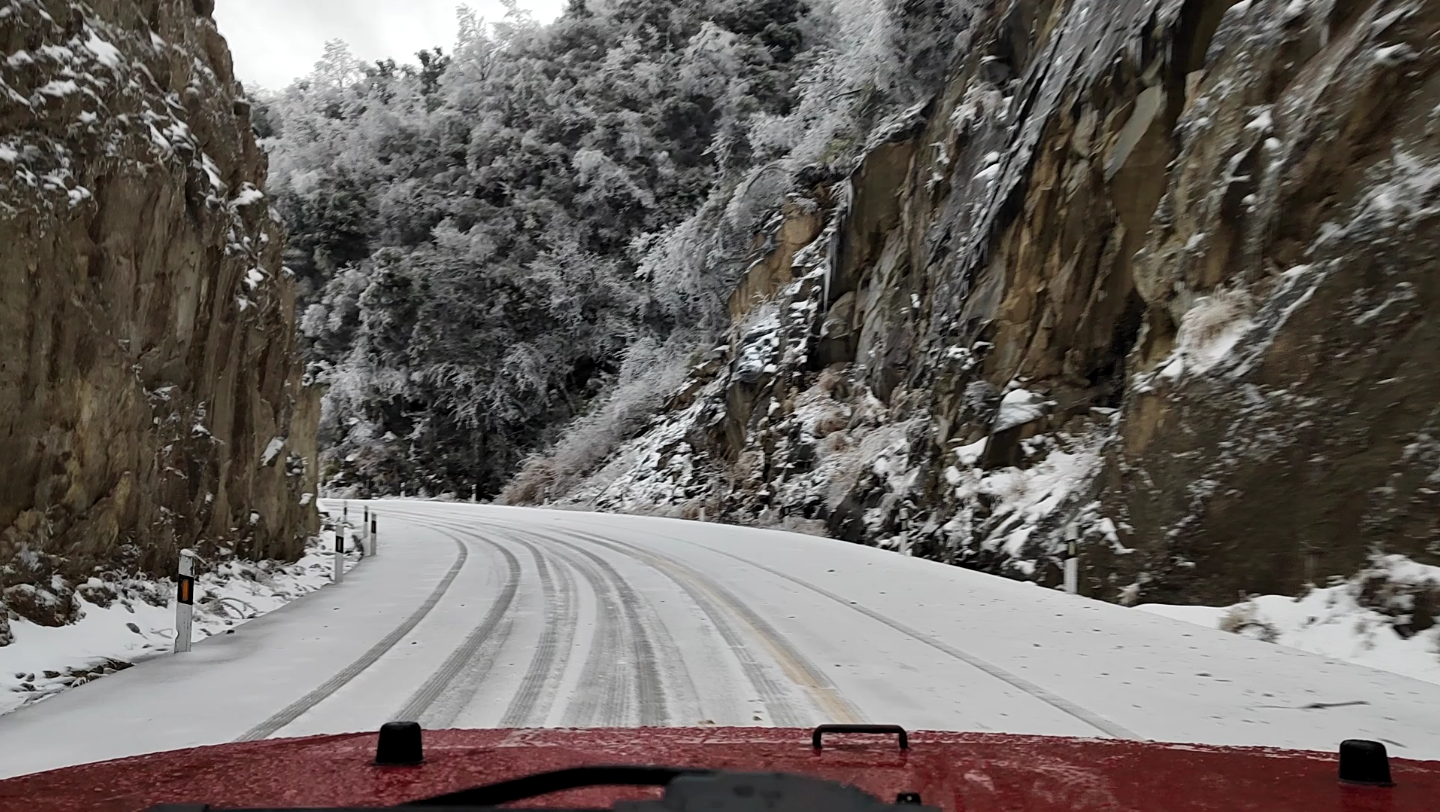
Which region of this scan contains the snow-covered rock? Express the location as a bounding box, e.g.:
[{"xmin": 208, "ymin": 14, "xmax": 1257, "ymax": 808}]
[{"xmin": 1139, "ymin": 556, "xmax": 1440, "ymax": 687}]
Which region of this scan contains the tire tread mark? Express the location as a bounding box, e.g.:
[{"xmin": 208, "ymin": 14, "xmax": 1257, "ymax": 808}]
[
  {"xmin": 498, "ymin": 542, "xmax": 567, "ymax": 726},
  {"xmin": 546, "ymin": 543, "xmax": 629, "ymax": 726},
  {"xmin": 390, "ymin": 526, "xmax": 521, "ymax": 724},
  {"xmin": 234, "ymin": 524, "xmax": 467, "ymax": 742},
  {"xmin": 550, "ymin": 527, "xmax": 860, "ymax": 726},
  {"xmin": 573, "ymin": 533, "xmax": 809, "ymax": 727},
  {"xmin": 540, "ymin": 537, "xmax": 674, "ymax": 726},
  {"xmin": 687, "ymin": 541, "xmax": 1138, "ymax": 739},
  {"xmin": 474, "ymin": 518, "xmax": 838, "ymax": 727},
  {"xmin": 529, "ymin": 548, "xmax": 581, "ymax": 725},
  {"xmin": 389, "ymin": 513, "xmax": 582, "ymax": 728}
]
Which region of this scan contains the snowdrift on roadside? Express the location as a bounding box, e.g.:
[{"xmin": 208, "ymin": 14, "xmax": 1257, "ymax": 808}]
[
  {"xmin": 1, "ymin": 531, "xmax": 358, "ymax": 716},
  {"xmin": 1139, "ymin": 555, "xmax": 1440, "ymax": 686}
]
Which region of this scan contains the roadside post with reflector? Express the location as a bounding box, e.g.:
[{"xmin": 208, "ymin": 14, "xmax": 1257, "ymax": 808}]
[
  {"xmin": 175, "ymin": 550, "xmax": 196, "ymax": 653},
  {"xmin": 333, "ymin": 523, "xmax": 345, "ymax": 583},
  {"xmin": 370, "ymin": 514, "xmax": 378, "ymax": 556},
  {"xmin": 1063, "ymin": 523, "xmax": 1079, "ymax": 595},
  {"xmin": 361, "ymin": 505, "xmax": 370, "ymax": 558}
]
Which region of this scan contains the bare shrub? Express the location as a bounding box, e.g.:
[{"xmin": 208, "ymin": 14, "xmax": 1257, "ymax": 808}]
[
  {"xmin": 1173, "ymin": 288, "xmax": 1254, "ymax": 374},
  {"xmin": 499, "ymin": 335, "xmax": 698, "ymax": 504},
  {"xmin": 1218, "ymin": 600, "xmax": 1280, "ymax": 643},
  {"xmin": 501, "ymin": 457, "xmax": 556, "ymax": 505}
]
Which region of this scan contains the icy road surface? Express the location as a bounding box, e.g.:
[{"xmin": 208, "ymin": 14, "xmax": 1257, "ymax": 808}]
[{"xmin": 3, "ymin": 502, "xmax": 1440, "ymax": 778}]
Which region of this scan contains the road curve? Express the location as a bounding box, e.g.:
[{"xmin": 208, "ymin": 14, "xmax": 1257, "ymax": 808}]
[
  {"xmin": 6, "ymin": 500, "xmax": 1440, "ymax": 781},
  {"xmin": 357, "ymin": 502, "xmax": 1440, "ymax": 756},
  {"xmin": 291, "ymin": 505, "xmax": 1138, "ymax": 739}
]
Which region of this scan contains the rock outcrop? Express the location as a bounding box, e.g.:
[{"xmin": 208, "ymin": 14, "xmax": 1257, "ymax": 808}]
[
  {"xmin": 0, "ymin": 0, "xmax": 318, "ymax": 637},
  {"xmin": 552, "ymin": 0, "xmax": 1440, "ymax": 608}
]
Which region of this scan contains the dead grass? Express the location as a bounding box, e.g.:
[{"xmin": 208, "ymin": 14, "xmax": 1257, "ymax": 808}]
[
  {"xmin": 1218, "ymin": 600, "xmax": 1280, "ymax": 643},
  {"xmin": 1175, "ymin": 288, "xmax": 1252, "ymax": 352}
]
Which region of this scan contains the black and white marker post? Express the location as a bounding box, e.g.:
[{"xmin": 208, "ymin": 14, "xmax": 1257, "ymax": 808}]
[
  {"xmin": 370, "ymin": 514, "xmax": 378, "ymax": 556},
  {"xmin": 175, "ymin": 549, "xmax": 196, "ymax": 653},
  {"xmin": 1063, "ymin": 523, "xmax": 1079, "ymax": 595},
  {"xmin": 333, "ymin": 519, "xmax": 346, "ymax": 583}
]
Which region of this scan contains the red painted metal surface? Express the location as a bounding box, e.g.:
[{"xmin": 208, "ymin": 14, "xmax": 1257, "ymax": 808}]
[{"xmin": 2, "ymin": 728, "xmax": 1436, "ymax": 812}]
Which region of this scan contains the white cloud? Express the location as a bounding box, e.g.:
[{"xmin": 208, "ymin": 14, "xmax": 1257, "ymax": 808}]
[{"xmin": 212, "ymin": 0, "xmax": 566, "ymax": 92}]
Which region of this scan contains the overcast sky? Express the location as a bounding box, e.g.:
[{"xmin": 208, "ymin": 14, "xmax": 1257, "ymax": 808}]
[{"xmin": 213, "ymin": 1, "xmax": 566, "ymax": 92}]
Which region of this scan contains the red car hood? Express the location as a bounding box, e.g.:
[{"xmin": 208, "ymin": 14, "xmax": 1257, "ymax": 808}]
[{"xmin": 1, "ymin": 727, "xmax": 1435, "ymax": 812}]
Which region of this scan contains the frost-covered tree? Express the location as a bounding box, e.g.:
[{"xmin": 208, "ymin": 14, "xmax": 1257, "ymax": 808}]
[{"xmin": 260, "ymin": 0, "xmax": 966, "ymax": 497}]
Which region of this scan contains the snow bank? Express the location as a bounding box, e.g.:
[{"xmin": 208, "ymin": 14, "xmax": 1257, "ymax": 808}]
[
  {"xmin": 1138, "ymin": 556, "xmax": 1440, "ymax": 686},
  {"xmin": 0, "ymin": 532, "xmax": 359, "ymax": 717}
]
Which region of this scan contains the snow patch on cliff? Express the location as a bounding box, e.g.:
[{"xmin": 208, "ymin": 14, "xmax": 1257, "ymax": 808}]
[
  {"xmin": 1164, "ymin": 290, "xmax": 1255, "ymax": 378},
  {"xmin": 941, "ymin": 430, "xmax": 1106, "ymax": 575},
  {"xmin": 993, "ymin": 388, "xmax": 1050, "ymax": 432}
]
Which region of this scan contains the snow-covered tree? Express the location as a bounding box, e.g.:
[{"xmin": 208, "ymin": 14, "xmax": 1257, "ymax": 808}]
[{"xmin": 260, "ymin": 0, "xmax": 966, "ymax": 497}]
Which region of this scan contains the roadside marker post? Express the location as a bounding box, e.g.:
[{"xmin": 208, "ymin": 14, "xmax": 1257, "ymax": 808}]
[
  {"xmin": 334, "ymin": 524, "xmax": 346, "ymax": 583},
  {"xmin": 371, "ymin": 514, "xmax": 378, "ymax": 556},
  {"xmin": 1063, "ymin": 523, "xmax": 1079, "ymax": 595},
  {"xmin": 175, "ymin": 550, "xmax": 196, "ymax": 653}
]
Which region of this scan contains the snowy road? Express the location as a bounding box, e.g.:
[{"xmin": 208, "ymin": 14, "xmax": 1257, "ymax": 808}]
[{"xmin": 4, "ymin": 502, "xmax": 1440, "ymax": 779}]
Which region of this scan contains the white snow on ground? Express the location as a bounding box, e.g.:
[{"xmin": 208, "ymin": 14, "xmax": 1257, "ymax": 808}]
[
  {"xmin": 0, "ymin": 530, "xmax": 358, "ymax": 717},
  {"xmin": 4, "ymin": 501, "xmax": 1440, "ymax": 780},
  {"xmin": 1139, "ymin": 555, "xmax": 1440, "ymax": 686}
]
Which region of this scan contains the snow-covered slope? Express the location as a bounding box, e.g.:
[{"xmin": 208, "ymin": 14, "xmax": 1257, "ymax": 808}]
[
  {"xmin": 0, "ymin": 531, "xmax": 357, "ymax": 717},
  {"xmin": 2, "ymin": 502, "xmax": 1439, "ymax": 781},
  {"xmin": 1140, "ymin": 556, "xmax": 1440, "ymax": 687}
]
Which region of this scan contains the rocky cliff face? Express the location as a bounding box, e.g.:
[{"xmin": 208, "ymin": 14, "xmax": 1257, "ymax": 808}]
[
  {"xmin": 553, "ymin": 0, "xmax": 1440, "ymax": 608},
  {"xmin": 0, "ymin": 0, "xmax": 317, "ymax": 640}
]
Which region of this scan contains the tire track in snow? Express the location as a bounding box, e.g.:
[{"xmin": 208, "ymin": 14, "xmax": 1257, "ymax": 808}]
[
  {"xmin": 641, "ymin": 532, "xmax": 1139, "ymax": 740},
  {"xmin": 399, "ymin": 511, "xmax": 653, "ymax": 728},
  {"xmin": 548, "ymin": 527, "xmax": 862, "ymax": 727},
  {"xmin": 564, "ymin": 531, "xmax": 820, "ymax": 727},
  {"xmin": 548, "ymin": 540, "xmax": 632, "ymax": 726},
  {"xmin": 538, "ymin": 534, "xmax": 687, "ymax": 727},
  {"xmin": 390, "ymin": 523, "xmax": 522, "ymax": 727},
  {"xmin": 472, "ymin": 518, "xmax": 852, "ymax": 727},
  {"xmin": 234, "ymin": 525, "xmax": 468, "ymax": 742},
  {"xmin": 498, "ymin": 538, "xmax": 578, "ymax": 727},
  {"xmin": 369, "ymin": 509, "xmax": 585, "ymax": 728}
]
